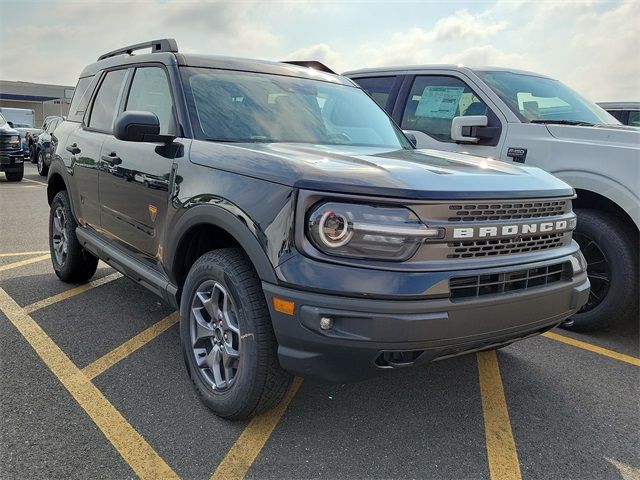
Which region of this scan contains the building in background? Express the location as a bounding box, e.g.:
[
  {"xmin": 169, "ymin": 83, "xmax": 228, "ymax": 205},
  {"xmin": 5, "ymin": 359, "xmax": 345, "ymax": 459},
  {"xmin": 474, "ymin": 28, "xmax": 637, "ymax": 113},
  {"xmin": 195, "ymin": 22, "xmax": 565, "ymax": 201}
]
[{"xmin": 0, "ymin": 80, "xmax": 74, "ymax": 127}]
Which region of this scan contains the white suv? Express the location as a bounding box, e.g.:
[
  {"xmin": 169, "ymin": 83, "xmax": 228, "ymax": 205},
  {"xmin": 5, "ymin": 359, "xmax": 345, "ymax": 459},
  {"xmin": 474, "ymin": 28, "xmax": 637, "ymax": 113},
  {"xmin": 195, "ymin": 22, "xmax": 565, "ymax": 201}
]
[{"xmin": 345, "ymin": 66, "xmax": 639, "ymax": 331}]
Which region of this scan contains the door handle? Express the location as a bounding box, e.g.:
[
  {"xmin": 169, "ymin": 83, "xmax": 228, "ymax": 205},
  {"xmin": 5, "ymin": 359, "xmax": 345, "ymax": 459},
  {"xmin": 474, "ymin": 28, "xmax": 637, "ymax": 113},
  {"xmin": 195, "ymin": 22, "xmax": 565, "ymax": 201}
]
[
  {"xmin": 101, "ymin": 152, "xmax": 122, "ymax": 165},
  {"xmin": 66, "ymin": 143, "xmax": 81, "ymax": 155}
]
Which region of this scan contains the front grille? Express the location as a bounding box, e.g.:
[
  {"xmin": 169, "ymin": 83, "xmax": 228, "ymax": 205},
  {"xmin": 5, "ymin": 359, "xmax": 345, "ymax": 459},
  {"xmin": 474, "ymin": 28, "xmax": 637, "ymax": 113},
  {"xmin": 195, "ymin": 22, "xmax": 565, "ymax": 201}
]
[
  {"xmin": 447, "ymin": 232, "xmax": 567, "ymax": 259},
  {"xmin": 448, "ymin": 200, "xmax": 568, "ymax": 222},
  {"xmin": 450, "ymin": 262, "xmax": 569, "ymax": 300},
  {"xmin": 0, "ymin": 136, "xmax": 20, "ymax": 153}
]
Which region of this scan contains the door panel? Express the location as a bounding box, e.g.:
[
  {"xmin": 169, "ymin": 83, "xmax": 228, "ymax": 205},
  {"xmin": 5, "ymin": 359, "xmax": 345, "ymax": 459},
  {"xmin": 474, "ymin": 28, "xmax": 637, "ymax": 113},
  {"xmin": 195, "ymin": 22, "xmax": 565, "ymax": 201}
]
[
  {"xmin": 66, "ymin": 129, "xmax": 105, "ymax": 227},
  {"xmin": 98, "ymin": 66, "xmax": 177, "ymax": 267}
]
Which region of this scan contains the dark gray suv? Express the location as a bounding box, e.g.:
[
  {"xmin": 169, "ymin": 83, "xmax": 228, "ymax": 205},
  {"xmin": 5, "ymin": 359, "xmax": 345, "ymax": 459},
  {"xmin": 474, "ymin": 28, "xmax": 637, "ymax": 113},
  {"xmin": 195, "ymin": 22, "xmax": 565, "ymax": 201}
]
[{"xmin": 46, "ymin": 39, "xmax": 589, "ymax": 419}]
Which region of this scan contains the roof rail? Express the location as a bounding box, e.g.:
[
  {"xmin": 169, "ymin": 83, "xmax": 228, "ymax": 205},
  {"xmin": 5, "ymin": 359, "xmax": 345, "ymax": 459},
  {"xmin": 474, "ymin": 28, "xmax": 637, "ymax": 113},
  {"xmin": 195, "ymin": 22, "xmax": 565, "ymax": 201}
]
[
  {"xmin": 98, "ymin": 39, "xmax": 179, "ymax": 61},
  {"xmin": 283, "ymin": 61, "xmax": 336, "ymax": 74}
]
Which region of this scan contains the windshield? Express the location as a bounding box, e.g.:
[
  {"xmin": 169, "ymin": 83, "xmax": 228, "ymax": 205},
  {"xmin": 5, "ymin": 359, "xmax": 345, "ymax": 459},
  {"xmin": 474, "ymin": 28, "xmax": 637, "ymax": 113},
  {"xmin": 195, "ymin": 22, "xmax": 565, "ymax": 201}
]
[
  {"xmin": 181, "ymin": 67, "xmax": 412, "ymax": 148},
  {"xmin": 476, "ymin": 71, "xmax": 620, "ymax": 125}
]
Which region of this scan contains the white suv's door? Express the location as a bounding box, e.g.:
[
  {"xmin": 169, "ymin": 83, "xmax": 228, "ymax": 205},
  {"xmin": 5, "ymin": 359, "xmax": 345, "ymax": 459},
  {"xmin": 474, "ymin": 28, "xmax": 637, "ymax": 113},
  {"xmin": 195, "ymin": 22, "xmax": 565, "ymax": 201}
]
[{"xmin": 398, "ymin": 73, "xmax": 508, "ymax": 159}]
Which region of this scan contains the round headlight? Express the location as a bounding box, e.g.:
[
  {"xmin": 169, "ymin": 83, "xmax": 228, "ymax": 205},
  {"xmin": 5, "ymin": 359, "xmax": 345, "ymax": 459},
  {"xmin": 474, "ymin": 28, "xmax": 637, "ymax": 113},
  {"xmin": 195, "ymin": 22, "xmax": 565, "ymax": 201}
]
[{"xmin": 318, "ymin": 211, "xmax": 352, "ymax": 247}]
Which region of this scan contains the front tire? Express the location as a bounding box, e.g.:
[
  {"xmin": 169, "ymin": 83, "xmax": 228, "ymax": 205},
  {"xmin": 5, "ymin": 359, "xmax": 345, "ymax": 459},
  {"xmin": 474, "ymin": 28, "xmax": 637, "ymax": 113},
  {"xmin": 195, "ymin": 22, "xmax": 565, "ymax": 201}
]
[
  {"xmin": 37, "ymin": 150, "xmax": 49, "ymax": 176},
  {"xmin": 180, "ymin": 248, "xmax": 292, "ymax": 419},
  {"xmin": 49, "ymin": 190, "xmax": 98, "ymax": 283},
  {"xmin": 5, "ymin": 168, "xmax": 23, "ymax": 182},
  {"xmin": 565, "ymin": 208, "xmax": 638, "ymax": 331}
]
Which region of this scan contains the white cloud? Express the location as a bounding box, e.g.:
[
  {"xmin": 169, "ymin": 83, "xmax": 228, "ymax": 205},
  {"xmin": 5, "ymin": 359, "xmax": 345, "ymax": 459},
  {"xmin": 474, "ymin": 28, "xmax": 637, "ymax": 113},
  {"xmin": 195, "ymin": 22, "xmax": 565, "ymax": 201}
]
[
  {"xmin": 430, "ymin": 9, "xmax": 507, "ymax": 42},
  {"xmin": 440, "ymin": 45, "xmax": 528, "ymax": 69}
]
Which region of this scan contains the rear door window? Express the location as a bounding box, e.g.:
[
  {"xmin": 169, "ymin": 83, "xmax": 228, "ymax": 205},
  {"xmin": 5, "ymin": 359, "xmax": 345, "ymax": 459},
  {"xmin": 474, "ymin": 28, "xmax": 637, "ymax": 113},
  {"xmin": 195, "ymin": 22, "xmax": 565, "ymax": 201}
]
[
  {"xmin": 352, "ymin": 76, "xmax": 397, "ymax": 110},
  {"xmin": 88, "ymin": 69, "xmax": 127, "ymax": 132}
]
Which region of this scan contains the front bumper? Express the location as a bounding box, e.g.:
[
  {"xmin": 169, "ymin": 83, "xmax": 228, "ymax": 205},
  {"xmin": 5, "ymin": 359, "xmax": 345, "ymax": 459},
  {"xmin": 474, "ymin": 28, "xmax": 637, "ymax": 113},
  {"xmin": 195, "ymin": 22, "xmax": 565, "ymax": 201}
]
[
  {"xmin": 264, "ymin": 256, "xmax": 589, "ymax": 383},
  {"xmin": 0, "ymin": 151, "xmax": 25, "ymax": 172}
]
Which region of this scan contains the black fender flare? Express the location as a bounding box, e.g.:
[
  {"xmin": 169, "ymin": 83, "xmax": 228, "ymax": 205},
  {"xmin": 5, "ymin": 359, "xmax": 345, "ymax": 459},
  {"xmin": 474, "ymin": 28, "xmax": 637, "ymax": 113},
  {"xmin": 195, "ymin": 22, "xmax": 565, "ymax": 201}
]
[
  {"xmin": 166, "ymin": 204, "xmax": 278, "ymax": 285},
  {"xmin": 46, "ymin": 160, "xmax": 78, "ymax": 217}
]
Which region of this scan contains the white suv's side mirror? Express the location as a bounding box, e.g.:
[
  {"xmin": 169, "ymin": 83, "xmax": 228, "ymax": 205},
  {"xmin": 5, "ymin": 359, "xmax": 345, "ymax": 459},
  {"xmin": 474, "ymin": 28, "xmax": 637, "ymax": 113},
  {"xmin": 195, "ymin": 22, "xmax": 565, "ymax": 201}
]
[{"xmin": 451, "ymin": 115, "xmax": 488, "ymax": 143}]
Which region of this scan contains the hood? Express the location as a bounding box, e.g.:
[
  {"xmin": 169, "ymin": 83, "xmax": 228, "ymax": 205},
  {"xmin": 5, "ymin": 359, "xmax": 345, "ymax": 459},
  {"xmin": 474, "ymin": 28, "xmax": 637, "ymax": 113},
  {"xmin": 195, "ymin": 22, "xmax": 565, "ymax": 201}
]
[
  {"xmin": 546, "ymin": 123, "xmax": 640, "ymax": 147},
  {"xmin": 190, "ymin": 142, "xmax": 573, "ymax": 200},
  {"xmin": 0, "ymin": 123, "xmax": 18, "ymax": 136}
]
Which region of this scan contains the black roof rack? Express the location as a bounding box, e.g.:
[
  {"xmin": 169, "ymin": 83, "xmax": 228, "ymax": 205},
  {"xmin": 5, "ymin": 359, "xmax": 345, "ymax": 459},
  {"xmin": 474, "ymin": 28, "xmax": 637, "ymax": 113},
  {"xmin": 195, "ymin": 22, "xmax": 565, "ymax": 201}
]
[
  {"xmin": 98, "ymin": 38, "xmax": 178, "ymax": 61},
  {"xmin": 283, "ymin": 61, "xmax": 336, "ymax": 74}
]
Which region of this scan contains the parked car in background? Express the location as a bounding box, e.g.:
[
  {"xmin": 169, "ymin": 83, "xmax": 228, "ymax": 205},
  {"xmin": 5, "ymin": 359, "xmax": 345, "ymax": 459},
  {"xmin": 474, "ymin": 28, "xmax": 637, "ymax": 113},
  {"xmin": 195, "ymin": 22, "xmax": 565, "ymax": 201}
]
[
  {"xmin": 46, "ymin": 39, "xmax": 589, "ymax": 419},
  {"xmin": 0, "ymin": 112, "xmax": 25, "ymax": 181},
  {"xmin": 598, "ymin": 102, "xmax": 640, "ymax": 126},
  {"xmin": 346, "ymin": 65, "xmax": 639, "ymax": 331},
  {"xmin": 34, "ymin": 115, "xmax": 63, "ymax": 176},
  {"xmin": 0, "ymin": 107, "xmax": 35, "ymax": 128}
]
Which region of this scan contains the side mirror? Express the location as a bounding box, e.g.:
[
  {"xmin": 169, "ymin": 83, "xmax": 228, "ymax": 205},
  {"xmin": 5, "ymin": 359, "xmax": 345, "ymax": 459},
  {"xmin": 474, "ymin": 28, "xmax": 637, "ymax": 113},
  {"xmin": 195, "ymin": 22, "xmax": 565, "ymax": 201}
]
[
  {"xmin": 8, "ymin": 121, "xmax": 14, "ymax": 128},
  {"xmin": 451, "ymin": 115, "xmax": 488, "ymax": 143},
  {"xmin": 114, "ymin": 111, "xmax": 174, "ymax": 143},
  {"xmin": 403, "ymin": 131, "xmax": 417, "ymax": 147}
]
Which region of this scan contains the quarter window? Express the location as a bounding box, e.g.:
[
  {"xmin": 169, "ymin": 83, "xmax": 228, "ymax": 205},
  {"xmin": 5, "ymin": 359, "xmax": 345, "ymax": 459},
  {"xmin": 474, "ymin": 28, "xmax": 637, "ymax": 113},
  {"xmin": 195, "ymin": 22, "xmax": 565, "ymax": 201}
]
[
  {"xmin": 401, "ymin": 76, "xmax": 488, "ymax": 143},
  {"xmin": 68, "ymin": 76, "xmax": 96, "ymax": 123},
  {"xmin": 353, "ymin": 76, "xmax": 397, "ymax": 109},
  {"xmin": 125, "ymin": 67, "xmax": 175, "ymax": 135},
  {"xmin": 88, "ymin": 69, "xmax": 127, "ymax": 132}
]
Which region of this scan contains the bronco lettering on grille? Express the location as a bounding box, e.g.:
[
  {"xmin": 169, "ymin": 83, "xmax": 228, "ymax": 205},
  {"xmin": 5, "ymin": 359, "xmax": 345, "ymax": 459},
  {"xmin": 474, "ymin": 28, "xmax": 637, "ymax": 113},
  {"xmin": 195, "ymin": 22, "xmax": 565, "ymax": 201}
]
[{"xmin": 453, "ymin": 220, "xmax": 570, "ymax": 239}]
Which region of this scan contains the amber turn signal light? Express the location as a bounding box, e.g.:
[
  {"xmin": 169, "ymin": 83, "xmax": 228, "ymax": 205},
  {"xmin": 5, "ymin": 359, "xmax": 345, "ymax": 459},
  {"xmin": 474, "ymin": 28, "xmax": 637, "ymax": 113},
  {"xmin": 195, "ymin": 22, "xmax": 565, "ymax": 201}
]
[{"xmin": 272, "ymin": 296, "xmax": 295, "ymax": 315}]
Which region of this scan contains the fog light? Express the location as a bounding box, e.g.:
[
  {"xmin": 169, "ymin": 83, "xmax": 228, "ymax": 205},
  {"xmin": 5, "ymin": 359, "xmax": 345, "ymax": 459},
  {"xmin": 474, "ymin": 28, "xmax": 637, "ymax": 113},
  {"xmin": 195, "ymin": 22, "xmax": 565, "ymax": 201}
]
[{"xmin": 319, "ymin": 316, "xmax": 333, "ymax": 330}]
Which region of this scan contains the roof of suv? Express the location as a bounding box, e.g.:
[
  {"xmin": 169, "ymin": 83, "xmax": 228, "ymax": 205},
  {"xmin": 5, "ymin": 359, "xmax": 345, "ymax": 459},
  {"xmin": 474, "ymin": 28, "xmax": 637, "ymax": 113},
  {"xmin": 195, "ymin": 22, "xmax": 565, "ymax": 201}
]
[
  {"xmin": 343, "ymin": 64, "xmax": 553, "ymax": 80},
  {"xmin": 79, "ymin": 51, "xmax": 353, "ymax": 87}
]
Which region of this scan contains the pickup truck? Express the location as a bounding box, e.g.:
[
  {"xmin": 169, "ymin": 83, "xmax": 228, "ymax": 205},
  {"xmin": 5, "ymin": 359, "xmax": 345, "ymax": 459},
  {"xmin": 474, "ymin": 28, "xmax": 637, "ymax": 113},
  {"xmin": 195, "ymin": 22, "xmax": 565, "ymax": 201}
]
[{"xmin": 346, "ymin": 66, "xmax": 639, "ymax": 331}]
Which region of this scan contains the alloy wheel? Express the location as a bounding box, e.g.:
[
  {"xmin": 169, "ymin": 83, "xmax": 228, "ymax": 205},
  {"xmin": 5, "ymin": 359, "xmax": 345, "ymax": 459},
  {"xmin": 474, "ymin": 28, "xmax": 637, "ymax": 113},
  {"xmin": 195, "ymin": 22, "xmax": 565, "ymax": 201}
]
[
  {"xmin": 573, "ymin": 231, "xmax": 610, "ymax": 312},
  {"xmin": 51, "ymin": 206, "xmax": 68, "ymax": 266},
  {"xmin": 190, "ymin": 280, "xmax": 241, "ymax": 390}
]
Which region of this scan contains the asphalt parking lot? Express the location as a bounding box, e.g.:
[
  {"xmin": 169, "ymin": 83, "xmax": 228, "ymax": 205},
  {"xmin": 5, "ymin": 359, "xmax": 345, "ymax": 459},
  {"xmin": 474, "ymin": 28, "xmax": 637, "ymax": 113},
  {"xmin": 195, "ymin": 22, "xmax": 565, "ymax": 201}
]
[{"xmin": 1, "ymin": 162, "xmax": 639, "ymax": 480}]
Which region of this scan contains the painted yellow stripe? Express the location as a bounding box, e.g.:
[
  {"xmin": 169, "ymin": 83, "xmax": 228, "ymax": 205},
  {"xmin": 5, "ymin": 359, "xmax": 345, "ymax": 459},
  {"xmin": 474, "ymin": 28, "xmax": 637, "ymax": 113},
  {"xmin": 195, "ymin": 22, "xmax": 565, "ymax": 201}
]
[
  {"xmin": 0, "ymin": 288, "xmax": 178, "ymax": 479},
  {"xmin": 23, "ymin": 272, "xmax": 123, "ymax": 314},
  {"xmin": 0, "ymin": 254, "xmax": 49, "ymax": 273},
  {"xmin": 477, "ymin": 351, "xmax": 522, "ymax": 480},
  {"xmin": 23, "ymin": 177, "xmax": 48, "ymax": 186},
  {"xmin": 83, "ymin": 312, "xmax": 179, "ymax": 380},
  {"xmin": 543, "ymin": 332, "xmax": 640, "ymax": 367},
  {"xmin": 211, "ymin": 377, "xmax": 303, "ymax": 480},
  {"xmin": 0, "ymin": 250, "xmax": 49, "ymax": 257}
]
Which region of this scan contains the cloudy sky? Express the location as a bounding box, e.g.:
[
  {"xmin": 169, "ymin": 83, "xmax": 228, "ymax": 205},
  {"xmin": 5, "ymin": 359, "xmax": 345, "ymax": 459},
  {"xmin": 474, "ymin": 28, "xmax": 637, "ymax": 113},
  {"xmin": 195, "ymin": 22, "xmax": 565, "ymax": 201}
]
[{"xmin": 1, "ymin": 0, "xmax": 638, "ymax": 101}]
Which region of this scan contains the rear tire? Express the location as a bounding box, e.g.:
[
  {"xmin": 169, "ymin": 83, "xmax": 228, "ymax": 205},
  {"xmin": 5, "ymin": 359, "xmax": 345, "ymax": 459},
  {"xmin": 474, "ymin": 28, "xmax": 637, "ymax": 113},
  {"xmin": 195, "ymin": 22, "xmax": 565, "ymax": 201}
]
[
  {"xmin": 37, "ymin": 150, "xmax": 48, "ymax": 176},
  {"xmin": 565, "ymin": 208, "xmax": 638, "ymax": 331},
  {"xmin": 180, "ymin": 248, "xmax": 292, "ymax": 419},
  {"xmin": 49, "ymin": 190, "xmax": 98, "ymax": 283},
  {"xmin": 5, "ymin": 168, "xmax": 23, "ymax": 182}
]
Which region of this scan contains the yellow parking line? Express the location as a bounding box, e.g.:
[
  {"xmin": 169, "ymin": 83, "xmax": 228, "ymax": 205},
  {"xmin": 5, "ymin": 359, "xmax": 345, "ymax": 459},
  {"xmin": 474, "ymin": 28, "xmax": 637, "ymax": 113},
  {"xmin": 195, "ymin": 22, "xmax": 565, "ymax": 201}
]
[
  {"xmin": 0, "ymin": 288, "xmax": 178, "ymax": 479},
  {"xmin": 211, "ymin": 377, "xmax": 303, "ymax": 480},
  {"xmin": 83, "ymin": 312, "xmax": 179, "ymax": 380},
  {"xmin": 23, "ymin": 272, "xmax": 123, "ymax": 314},
  {"xmin": 0, "ymin": 250, "xmax": 49, "ymax": 257},
  {"xmin": 542, "ymin": 332, "xmax": 640, "ymax": 367},
  {"xmin": 23, "ymin": 178, "xmax": 48, "ymax": 186},
  {"xmin": 477, "ymin": 351, "xmax": 522, "ymax": 480},
  {"xmin": 0, "ymin": 254, "xmax": 50, "ymax": 273}
]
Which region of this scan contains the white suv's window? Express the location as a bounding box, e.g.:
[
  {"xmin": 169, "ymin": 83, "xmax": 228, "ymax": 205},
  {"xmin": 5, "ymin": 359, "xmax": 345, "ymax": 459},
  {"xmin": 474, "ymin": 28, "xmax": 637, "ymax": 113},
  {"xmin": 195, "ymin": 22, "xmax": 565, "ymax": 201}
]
[{"xmin": 400, "ymin": 75, "xmax": 488, "ymax": 143}]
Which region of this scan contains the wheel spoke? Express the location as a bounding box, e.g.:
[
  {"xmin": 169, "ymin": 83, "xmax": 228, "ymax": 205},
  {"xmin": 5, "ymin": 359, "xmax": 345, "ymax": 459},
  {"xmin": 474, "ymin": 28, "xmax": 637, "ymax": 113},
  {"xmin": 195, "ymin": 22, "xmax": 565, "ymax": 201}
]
[{"xmin": 191, "ymin": 307, "xmax": 214, "ymax": 346}]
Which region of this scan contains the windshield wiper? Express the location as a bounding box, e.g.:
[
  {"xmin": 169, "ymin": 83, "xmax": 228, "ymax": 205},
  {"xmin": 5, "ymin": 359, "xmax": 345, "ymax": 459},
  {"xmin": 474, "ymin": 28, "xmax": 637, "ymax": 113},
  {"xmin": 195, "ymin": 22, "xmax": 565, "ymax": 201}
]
[{"xmin": 530, "ymin": 119, "xmax": 595, "ymax": 126}]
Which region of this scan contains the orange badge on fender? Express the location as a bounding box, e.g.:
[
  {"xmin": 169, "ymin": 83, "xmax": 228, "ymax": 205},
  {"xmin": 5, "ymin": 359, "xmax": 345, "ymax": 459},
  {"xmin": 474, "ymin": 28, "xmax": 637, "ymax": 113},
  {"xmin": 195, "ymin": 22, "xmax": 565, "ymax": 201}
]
[{"xmin": 148, "ymin": 204, "xmax": 158, "ymax": 222}]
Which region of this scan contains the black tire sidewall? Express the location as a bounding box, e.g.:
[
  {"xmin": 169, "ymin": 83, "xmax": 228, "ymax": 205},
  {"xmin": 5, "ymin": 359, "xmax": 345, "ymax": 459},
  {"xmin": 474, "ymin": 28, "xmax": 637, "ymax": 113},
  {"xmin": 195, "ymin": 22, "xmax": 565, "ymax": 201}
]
[
  {"xmin": 49, "ymin": 190, "xmax": 97, "ymax": 282},
  {"xmin": 179, "ymin": 251, "xmax": 266, "ymax": 418},
  {"xmin": 38, "ymin": 151, "xmax": 48, "ymax": 176},
  {"xmin": 569, "ymin": 208, "xmax": 638, "ymax": 330}
]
